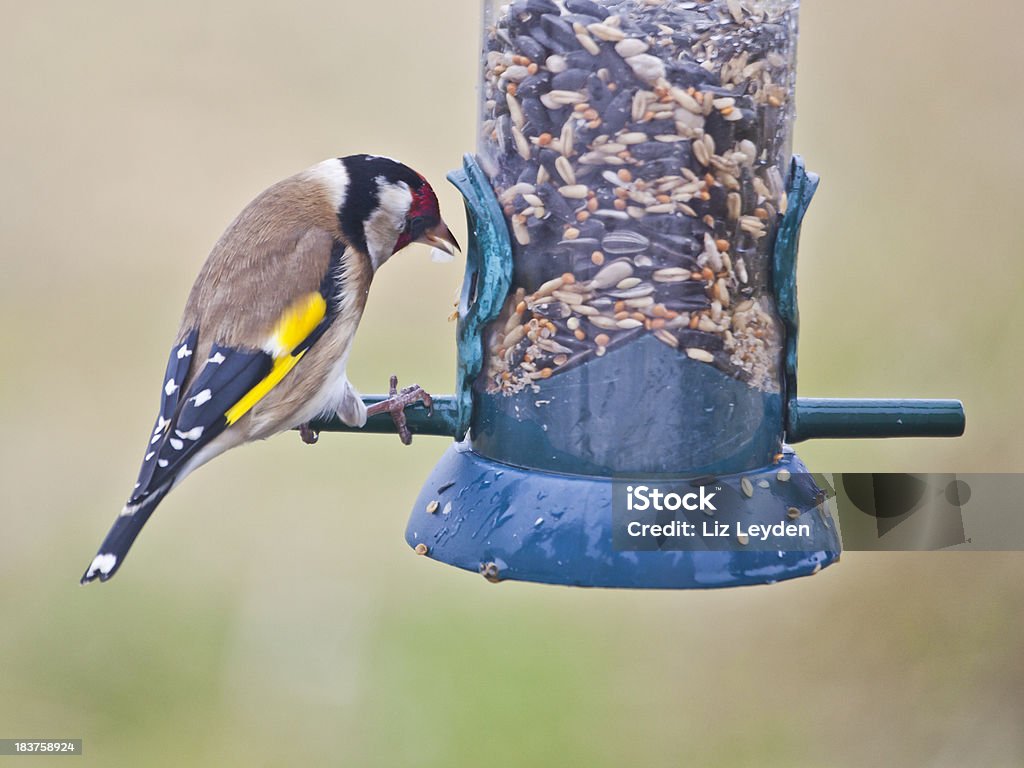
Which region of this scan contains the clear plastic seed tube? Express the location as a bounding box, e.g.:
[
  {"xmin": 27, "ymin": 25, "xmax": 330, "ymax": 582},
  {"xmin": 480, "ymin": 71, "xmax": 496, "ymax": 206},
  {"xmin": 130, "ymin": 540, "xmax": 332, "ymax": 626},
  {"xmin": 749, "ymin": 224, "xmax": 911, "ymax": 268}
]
[{"xmin": 474, "ymin": 0, "xmax": 800, "ymax": 474}]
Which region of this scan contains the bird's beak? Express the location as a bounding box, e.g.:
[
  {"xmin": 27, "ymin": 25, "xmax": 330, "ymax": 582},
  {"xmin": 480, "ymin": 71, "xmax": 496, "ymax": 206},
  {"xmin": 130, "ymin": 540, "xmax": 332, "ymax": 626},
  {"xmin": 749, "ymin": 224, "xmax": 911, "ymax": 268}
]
[{"xmin": 416, "ymin": 220, "xmax": 461, "ymax": 257}]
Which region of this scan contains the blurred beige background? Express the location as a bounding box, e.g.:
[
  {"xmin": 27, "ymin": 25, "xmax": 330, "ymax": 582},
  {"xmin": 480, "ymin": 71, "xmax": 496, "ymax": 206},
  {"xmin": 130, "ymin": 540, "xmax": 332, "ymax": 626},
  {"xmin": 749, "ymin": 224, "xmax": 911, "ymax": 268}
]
[{"xmin": 1, "ymin": 1, "xmax": 1022, "ymax": 766}]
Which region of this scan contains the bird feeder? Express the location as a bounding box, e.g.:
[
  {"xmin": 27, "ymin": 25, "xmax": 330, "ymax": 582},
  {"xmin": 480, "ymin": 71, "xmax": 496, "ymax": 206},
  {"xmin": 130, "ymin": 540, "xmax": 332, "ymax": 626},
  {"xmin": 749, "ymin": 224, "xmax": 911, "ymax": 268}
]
[{"xmin": 314, "ymin": 0, "xmax": 964, "ymax": 588}]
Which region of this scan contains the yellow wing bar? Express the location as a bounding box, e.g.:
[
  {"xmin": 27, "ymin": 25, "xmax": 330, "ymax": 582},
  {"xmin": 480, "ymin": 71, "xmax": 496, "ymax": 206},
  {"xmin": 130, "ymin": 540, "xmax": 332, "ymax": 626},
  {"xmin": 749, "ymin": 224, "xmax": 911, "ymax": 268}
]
[{"xmin": 225, "ymin": 292, "xmax": 327, "ymax": 425}]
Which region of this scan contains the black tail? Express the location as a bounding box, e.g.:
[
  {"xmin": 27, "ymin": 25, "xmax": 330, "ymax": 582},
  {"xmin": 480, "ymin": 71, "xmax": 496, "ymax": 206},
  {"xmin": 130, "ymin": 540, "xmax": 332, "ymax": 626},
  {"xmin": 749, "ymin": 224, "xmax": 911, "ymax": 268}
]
[{"xmin": 80, "ymin": 486, "xmax": 172, "ymax": 584}]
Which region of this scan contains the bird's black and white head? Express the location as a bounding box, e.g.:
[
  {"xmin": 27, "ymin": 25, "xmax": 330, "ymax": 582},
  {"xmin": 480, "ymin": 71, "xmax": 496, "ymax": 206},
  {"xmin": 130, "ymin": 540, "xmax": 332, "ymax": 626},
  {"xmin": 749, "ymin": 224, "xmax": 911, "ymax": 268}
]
[{"xmin": 308, "ymin": 154, "xmax": 459, "ymax": 269}]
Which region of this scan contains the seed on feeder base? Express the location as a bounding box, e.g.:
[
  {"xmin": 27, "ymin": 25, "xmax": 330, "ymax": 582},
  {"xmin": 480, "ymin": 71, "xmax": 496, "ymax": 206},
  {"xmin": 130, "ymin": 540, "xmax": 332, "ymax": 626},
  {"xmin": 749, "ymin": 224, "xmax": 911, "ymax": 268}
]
[
  {"xmin": 686, "ymin": 348, "xmax": 714, "ymax": 363},
  {"xmin": 787, "ymin": 507, "xmax": 801, "ymax": 520},
  {"xmin": 740, "ymin": 477, "xmax": 754, "ymax": 498},
  {"xmin": 777, "ymin": 468, "xmax": 792, "ymax": 482},
  {"xmin": 426, "ymin": 500, "xmax": 440, "ymax": 514},
  {"xmin": 480, "ymin": 562, "xmax": 502, "ymax": 583},
  {"xmin": 414, "ymin": 543, "xmax": 429, "ymax": 556}
]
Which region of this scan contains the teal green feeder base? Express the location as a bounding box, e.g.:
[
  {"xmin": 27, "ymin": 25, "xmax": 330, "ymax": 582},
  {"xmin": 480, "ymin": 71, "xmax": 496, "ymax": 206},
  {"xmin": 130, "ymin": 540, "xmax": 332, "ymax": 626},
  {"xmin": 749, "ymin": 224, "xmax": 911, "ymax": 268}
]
[{"xmin": 406, "ymin": 444, "xmax": 838, "ymax": 589}]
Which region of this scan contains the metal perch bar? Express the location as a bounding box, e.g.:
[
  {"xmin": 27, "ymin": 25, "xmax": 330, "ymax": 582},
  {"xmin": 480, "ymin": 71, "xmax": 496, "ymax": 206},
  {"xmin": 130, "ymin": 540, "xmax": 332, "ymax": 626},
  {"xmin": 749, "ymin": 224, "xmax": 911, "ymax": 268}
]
[
  {"xmin": 787, "ymin": 398, "xmax": 965, "ymax": 443},
  {"xmin": 309, "ymin": 395, "xmax": 965, "ymax": 442},
  {"xmin": 309, "ymin": 396, "xmax": 460, "ymax": 438}
]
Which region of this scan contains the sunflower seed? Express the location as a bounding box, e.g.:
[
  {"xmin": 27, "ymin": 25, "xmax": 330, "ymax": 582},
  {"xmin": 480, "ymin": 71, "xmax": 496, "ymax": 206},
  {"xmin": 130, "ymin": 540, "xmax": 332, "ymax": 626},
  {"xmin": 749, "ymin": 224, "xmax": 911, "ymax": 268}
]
[
  {"xmin": 615, "ymin": 38, "xmax": 648, "ymax": 58},
  {"xmin": 693, "ymin": 137, "xmax": 710, "ymax": 166},
  {"xmin": 590, "ymin": 260, "xmax": 634, "ymax": 289},
  {"xmin": 504, "ymin": 325, "xmax": 526, "ymax": 347},
  {"xmin": 555, "ymin": 155, "xmax": 576, "ymax": 185},
  {"xmin": 511, "ymin": 217, "xmax": 530, "ymax": 244},
  {"xmin": 558, "ymin": 184, "xmax": 588, "ymax": 199},
  {"xmin": 507, "ymin": 93, "xmax": 525, "ymax": 130},
  {"xmin": 608, "ymin": 285, "xmax": 654, "ymax": 299},
  {"xmin": 512, "ymin": 126, "xmax": 531, "ymax": 160},
  {"xmin": 602, "ymin": 230, "xmax": 650, "ymax": 254},
  {"xmin": 499, "ymin": 183, "xmax": 535, "ymax": 204},
  {"xmin": 655, "ymin": 329, "xmax": 679, "ymax": 348},
  {"xmin": 552, "ymin": 289, "xmax": 584, "ymax": 305},
  {"xmin": 588, "ymin": 315, "xmax": 619, "ymax": 330},
  {"xmin": 653, "ymin": 268, "xmax": 690, "ymax": 283},
  {"xmin": 626, "ymin": 54, "xmax": 665, "ymax": 84},
  {"xmin": 546, "ymin": 54, "xmax": 567, "ymax": 73},
  {"xmin": 503, "ymin": 65, "xmax": 530, "ymax": 82},
  {"xmin": 534, "ymin": 276, "xmax": 565, "ymax": 298},
  {"xmin": 686, "ymin": 348, "xmax": 715, "ymax": 363},
  {"xmin": 588, "ymin": 22, "xmax": 625, "ymax": 41}
]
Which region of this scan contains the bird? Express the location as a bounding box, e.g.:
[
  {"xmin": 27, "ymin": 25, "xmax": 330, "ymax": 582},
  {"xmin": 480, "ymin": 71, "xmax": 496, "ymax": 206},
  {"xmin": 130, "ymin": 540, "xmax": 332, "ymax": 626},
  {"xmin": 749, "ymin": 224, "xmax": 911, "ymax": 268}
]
[{"xmin": 81, "ymin": 154, "xmax": 460, "ymax": 584}]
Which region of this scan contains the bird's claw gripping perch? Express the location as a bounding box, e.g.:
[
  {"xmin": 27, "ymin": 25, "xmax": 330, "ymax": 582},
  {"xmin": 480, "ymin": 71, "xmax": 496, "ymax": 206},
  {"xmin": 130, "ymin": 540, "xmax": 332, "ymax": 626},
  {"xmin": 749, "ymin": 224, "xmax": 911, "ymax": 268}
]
[{"xmin": 366, "ymin": 374, "xmax": 434, "ymax": 445}]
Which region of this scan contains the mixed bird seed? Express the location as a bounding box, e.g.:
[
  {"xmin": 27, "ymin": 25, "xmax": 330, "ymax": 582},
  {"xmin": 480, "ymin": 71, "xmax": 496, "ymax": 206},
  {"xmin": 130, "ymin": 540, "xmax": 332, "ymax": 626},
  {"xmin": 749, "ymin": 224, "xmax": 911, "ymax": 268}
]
[{"xmin": 478, "ymin": 0, "xmax": 798, "ymax": 395}]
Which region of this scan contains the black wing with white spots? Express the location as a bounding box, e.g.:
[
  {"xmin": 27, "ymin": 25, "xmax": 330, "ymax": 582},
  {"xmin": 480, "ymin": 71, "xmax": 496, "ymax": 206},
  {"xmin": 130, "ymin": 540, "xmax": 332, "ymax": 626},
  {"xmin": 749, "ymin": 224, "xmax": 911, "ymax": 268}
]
[
  {"xmin": 82, "ymin": 338, "xmax": 274, "ymax": 583},
  {"xmin": 129, "ymin": 329, "xmax": 198, "ymax": 503},
  {"xmin": 129, "ymin": 342, "xmax": 272, "ymax": 505}
]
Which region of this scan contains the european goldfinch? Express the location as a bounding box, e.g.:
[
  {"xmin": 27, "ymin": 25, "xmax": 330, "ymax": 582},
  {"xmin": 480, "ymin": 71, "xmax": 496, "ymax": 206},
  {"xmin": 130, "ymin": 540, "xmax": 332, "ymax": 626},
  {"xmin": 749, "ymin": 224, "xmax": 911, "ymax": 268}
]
[{"xmin": 81, "ymin": 155, "xmax": 459, "ymax": 584}]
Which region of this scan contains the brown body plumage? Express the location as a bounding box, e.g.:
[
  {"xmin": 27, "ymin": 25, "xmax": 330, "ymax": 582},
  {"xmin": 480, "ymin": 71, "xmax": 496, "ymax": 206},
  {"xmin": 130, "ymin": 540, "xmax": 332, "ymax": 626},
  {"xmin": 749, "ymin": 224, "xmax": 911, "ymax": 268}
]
[{"xmin": 179, "ymin": 166, "xmax": 375, "ymax": 441}]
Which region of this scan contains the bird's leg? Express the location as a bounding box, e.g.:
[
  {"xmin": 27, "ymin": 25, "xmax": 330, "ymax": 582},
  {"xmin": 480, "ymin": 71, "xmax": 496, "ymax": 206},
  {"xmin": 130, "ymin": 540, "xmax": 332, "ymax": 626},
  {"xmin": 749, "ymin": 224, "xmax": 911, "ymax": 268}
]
[
  {"xmin": 365, "ymin": 375, "xmax": 434, "ymax": 445},
  {"xmin": 298, "ymin": 423, "xmax": 320, "ymax": 445}
]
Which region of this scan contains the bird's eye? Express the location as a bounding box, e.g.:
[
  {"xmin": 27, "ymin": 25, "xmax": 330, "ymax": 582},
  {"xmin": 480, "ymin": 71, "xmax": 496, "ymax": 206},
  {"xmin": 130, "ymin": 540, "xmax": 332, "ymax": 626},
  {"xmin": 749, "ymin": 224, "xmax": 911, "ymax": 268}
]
[{"xmin": 408, "ymin": 215, "xmax": 428, "ymax": 236}]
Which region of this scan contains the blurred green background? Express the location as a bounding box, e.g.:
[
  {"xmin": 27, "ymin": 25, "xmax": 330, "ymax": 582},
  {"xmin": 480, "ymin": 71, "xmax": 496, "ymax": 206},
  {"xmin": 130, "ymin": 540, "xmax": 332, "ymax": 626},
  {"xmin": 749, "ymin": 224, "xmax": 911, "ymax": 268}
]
[{"xmin": 2, "ymin": 1, "xmax": 1022, "ymax": 765}]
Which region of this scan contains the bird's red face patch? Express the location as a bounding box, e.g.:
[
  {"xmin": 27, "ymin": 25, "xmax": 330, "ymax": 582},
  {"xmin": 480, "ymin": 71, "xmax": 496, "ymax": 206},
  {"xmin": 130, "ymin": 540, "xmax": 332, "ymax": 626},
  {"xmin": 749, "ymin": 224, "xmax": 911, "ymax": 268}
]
[{"xmin": 393, "ymin": 178, "xmax": 444, "ymax": 254}]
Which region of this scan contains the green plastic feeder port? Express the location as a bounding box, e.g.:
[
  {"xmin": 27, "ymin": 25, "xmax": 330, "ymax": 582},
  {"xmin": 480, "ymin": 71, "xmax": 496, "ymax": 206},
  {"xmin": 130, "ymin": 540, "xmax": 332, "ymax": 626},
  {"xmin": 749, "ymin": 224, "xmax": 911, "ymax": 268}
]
[{"xmin": 312, "ymin": 0, "xmax": 965, "ymax": 588}]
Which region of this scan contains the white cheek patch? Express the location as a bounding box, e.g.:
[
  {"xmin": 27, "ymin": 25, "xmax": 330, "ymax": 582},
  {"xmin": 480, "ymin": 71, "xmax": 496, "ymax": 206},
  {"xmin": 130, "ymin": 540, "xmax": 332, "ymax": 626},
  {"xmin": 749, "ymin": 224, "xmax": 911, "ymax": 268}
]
[{"xmin": 364, "ymin": 179, "xmax": 413, "ymax": 267}]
